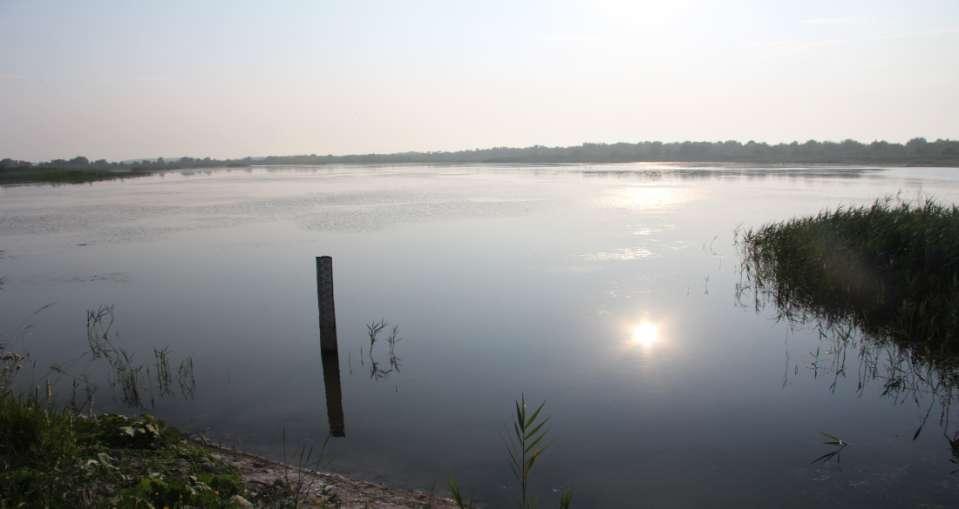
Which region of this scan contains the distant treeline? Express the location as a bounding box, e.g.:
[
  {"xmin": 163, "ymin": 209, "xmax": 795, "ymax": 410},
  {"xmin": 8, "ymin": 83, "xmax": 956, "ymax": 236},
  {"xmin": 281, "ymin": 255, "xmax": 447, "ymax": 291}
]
[{"xmin": 3, "ymin": 138, "xmax": 959, "ymax": 175}]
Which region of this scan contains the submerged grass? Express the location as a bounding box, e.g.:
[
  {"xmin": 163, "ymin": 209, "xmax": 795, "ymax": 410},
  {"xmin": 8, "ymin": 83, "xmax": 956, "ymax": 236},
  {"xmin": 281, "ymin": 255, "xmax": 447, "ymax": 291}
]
[{"xmin": 740, "ymin": 197, "xmax": 959, "ymax": 365}]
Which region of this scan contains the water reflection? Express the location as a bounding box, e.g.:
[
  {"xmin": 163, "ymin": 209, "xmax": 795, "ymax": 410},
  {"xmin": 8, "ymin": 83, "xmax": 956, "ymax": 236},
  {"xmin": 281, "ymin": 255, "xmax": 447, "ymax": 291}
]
[
  {"xmin": 630, "ymin": 322, "xmax": 659, "ymax": 349},
  {"xmin": 1, "ymin": 305, "xmax": 197, "ymax": 410},
  {"xmin": 951, "ymin": 434, "xmax": 959, "ymax": 473},
  {"xmin": 361, "ymin": 319, "xmax": 403, "ymax": 381},
  {"xmin": 580, "ymin": 165, "xmax": 878, "ymax": 180},
  {"xmin": 811, "ymin": 433, "xmax": 849, "ymax": 466},
  {"xmin": 321, "ymin": 350, "xmax": 345, "ymax": 437},
  {"xmin": 738, "ymin": 230, "xmax": 959, "ymax": 467},
  {"xmin": 619, "ymin": 318, "xmax": 670, "ymax": 358},
  {"xmin": 600, "ymin": 186, "xmax": 693, "ymax": 211},
  {"xmin": 6, "ymin": 164, "xmax": 959, "ymax": 506}
]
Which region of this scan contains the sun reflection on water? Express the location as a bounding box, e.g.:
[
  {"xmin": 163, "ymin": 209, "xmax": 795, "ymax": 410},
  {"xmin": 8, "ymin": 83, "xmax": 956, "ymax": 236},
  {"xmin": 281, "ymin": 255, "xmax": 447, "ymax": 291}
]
[
  {"xmin": 630, "ymin": 322, "xmax": 660, "ymax": 349},
  {"xmin": 601, "ymin": 186, "xmax": 692, "ymax": 211}
]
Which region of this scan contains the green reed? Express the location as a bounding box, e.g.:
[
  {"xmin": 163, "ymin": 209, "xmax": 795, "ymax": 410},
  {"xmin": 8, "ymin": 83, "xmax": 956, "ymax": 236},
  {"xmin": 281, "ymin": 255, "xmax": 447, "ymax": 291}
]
[
  {"xmin": 450, "ymin": 394, "xmax": 572, "ymax": 509},
  {"xmin": 740, "ymin": 197, "xmax": 959, "ymax": 465},
  {"xmin": 740, "ymin": 197, "xmax": 959, "ymax": 365}
]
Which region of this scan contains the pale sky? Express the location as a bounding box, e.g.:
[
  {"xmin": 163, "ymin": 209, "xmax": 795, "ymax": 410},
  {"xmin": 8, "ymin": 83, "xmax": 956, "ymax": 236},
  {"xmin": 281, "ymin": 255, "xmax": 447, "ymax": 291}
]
[{"xmin": 1, "ymin": 0, "xmax": 957, "ymax": 161}]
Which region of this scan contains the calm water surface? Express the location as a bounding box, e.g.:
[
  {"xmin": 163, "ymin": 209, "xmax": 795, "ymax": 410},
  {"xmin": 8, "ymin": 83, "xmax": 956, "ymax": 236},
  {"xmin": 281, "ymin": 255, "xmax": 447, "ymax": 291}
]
[{"xmin": 2, "ymin": 164, "xmax": 959, "ymax": 507}]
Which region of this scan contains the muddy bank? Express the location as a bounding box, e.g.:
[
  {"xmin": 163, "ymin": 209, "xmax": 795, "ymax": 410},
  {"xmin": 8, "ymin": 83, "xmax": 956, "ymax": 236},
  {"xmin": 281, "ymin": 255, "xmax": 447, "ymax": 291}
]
[{"xmin": 203, "ymin": 442, "xmax": 458, "ymax": 508}]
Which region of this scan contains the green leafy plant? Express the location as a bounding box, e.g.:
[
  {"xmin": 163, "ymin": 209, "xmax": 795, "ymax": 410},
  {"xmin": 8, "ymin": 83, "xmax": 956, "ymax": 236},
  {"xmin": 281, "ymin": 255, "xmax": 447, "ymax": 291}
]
[
  {"xmin": 448, "ymin": 395, "xmax": 571, "ymax": 509},
  {"xmin": 506, "ymin": 394, "xmax": 553, "ymax": 509}
]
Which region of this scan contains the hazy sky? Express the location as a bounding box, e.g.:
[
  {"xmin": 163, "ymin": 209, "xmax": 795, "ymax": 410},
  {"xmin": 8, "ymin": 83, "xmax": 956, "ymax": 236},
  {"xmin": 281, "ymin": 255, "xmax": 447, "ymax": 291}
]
[{"xmin": 1, "ymin": 0, "xmax": 958, "ymax": 161}]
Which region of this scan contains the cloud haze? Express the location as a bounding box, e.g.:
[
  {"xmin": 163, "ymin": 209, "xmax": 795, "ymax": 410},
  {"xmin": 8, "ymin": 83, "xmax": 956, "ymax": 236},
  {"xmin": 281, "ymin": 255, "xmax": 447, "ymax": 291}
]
[{"xmin": 1, "ymin": 0, "xmax": 957, "ymax": 161}]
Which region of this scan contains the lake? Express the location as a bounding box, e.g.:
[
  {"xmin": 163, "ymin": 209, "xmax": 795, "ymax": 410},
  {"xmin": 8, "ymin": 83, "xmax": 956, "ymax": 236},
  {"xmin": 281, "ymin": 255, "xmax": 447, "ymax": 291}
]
[{"xmin": 2, "ymin": 163, "xmax": 958, "ymax": 507}]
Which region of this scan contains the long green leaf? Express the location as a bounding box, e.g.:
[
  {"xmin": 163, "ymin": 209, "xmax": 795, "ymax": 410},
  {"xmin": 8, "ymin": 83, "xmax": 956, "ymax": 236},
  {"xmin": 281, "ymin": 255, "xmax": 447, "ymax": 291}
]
[
  {"xmin": 526, "ymin": 401, "xmax": 546, "ymax": 428},
  {"xmin": 525, "ymin": 432, "xmax": 549, "ymax": 455},
  {"xmin": 525, "ymin": 416, "xmax": 550, "ymax": 441}
]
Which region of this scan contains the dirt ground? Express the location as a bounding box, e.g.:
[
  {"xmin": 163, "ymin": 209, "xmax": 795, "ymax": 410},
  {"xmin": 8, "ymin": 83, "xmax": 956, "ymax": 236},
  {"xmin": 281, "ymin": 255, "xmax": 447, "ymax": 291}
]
[{"xmin": 205, "ymin": 443, "xmax": 459, "ymax": 508}]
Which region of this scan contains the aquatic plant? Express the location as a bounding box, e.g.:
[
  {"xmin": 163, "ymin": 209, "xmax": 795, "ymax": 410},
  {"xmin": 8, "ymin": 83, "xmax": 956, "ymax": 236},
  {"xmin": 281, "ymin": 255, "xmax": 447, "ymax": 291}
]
[
  {"xmin": 450, "ymin": 395, "xmax": 572, "ymax": 509},
  {"xmin": 85, "ymin": 305, "xmax": 195, "ymax": 408},
  {"xmin": 740, "ymin": 197, "xmax": 959, "ymax": 370},
  {"xmin": 364, "ymin": 319, "xmax": 401, "ymax": 380},
  {"xmin": 810, "ymin": 432, "xmax": 849, "ymax": 465},
  {"xmin": 739, "ymin": 197, "xmax": 959, "ymax": 465},
  {"xmin": 366, "ymin": 319, "xmax": 387, "ymax": 357},
  {"xmin": 508, "ymin": 394, "xmax": 551, "ymax": 509},
  {"xmin": 177, "ymin": 357, "xmax": 196, "ymax": 399}
]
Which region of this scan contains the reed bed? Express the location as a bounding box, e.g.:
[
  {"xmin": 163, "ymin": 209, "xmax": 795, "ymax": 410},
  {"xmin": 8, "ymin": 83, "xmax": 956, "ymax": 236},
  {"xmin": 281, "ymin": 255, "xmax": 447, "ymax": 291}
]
[{"xmin": 741, "ymin": 198, "xmax": 959, "ymax": 363}]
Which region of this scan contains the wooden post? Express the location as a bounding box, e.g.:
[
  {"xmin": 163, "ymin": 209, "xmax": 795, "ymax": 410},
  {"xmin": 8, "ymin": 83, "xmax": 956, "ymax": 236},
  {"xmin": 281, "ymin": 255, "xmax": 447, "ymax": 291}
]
[
  {"xmin": 316, "ymin": 256, "xmax": 345, "ymax": 436},
  {"xmin": 316, "ymin": 256, "xmax": 338, "ymax": 354}
]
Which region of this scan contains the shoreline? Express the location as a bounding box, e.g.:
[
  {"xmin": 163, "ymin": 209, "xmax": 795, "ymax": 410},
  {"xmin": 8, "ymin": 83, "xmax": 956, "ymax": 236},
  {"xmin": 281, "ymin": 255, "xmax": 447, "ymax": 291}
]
[
  {"xmin": 4, "ymin": 160, "xmax": 959, "ymax": 187},
  {"xmin": 199, "ymin": 440, "xmax": 457, "ymax": 508},
  {"xmin": 0, "ymin": 392, "xmax": 460, "ymax": 508}
]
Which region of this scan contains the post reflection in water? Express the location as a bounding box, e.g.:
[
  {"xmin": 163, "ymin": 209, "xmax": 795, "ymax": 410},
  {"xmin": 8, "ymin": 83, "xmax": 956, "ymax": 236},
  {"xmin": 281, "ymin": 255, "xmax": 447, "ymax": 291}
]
[{"xmin": 321, "ymin": 350, "xmax": 346, "ymax": 437}]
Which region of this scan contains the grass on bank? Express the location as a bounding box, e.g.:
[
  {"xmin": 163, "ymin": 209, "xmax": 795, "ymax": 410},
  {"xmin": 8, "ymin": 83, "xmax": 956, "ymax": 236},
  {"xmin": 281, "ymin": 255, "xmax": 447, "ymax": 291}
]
[
  {"xmin": 740, "ymin": 197, "xmax": 959, "ymax": 362},
  {"xmin": 0, "ymin": 393, "xmax": 251, "ymax": 508}
]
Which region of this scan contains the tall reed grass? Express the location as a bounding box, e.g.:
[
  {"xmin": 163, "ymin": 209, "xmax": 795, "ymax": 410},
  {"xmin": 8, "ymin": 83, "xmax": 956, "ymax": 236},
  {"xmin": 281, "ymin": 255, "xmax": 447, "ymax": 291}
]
[{"xmin": 740, "ymin": 197, "xmax": 959, "ymax": 362}]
